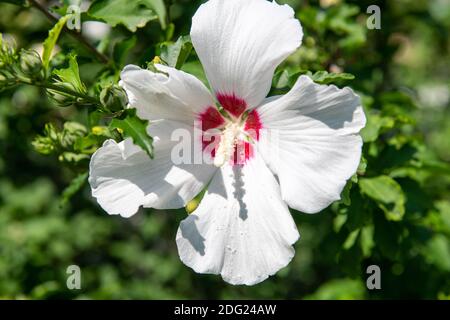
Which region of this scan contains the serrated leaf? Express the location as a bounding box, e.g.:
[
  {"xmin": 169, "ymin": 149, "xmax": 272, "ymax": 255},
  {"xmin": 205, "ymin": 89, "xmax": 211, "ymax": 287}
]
[
  {"xmin": 42, "ymin": 15, "xmax": 70, "ymax": 71},
  {"xmin": 88, "ymin": 0, "xmax": 158, "ymax": 32},
  {"xmin": 61, "ymin": 172, "xmax": 88, "ymax": 205},
  {"xmin": 110, "ymin": 109, "xmax": 153, "ymax": 158},
  {"xmin": 359, "ymin": 175, "xmax": 406, "ymax": 221},
  {"xmin": 53, "ymin": 54, "xmax": 86, "ymax": 94},
  {"xmin": 160, "ymin": 35, "xmax": 193, "ymax": 69}
]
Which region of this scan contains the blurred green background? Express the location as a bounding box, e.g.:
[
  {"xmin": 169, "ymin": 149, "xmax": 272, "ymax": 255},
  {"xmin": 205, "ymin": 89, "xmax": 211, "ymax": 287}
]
[{"xmin": 0, "ymin": 0, "xmax": 449, "ymax": 299}]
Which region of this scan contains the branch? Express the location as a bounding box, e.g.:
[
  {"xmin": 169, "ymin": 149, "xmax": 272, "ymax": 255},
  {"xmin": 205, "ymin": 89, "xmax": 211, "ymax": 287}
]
[
  {"xmin": 28, "ymin": 0, "xmax": 111, "ymax": 65},
  {"xmin": 16, "ymin": 78, "xmax": 99, "ymax": 104}
]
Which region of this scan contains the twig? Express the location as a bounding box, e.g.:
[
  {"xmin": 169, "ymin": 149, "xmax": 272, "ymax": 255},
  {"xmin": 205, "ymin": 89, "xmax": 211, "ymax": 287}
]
[
  {"xmin": 16, "ymin": 78, "xmax": 99, "ymax": 104},
  {"xmin": 28, "ymin": 0, "xmax": 111, "ymax": 65}
]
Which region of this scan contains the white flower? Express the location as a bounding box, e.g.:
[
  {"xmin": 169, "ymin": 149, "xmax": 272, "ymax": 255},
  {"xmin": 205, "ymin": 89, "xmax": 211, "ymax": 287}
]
[{"xmin": 88, "ymin": 0, "xmax": 366, "ymax": 285}]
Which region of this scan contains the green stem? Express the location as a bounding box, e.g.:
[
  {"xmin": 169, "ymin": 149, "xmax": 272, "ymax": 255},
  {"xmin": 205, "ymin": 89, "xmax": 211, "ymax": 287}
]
[
  {"xmin": 18, "ymin": 78, "xmax": 99, "ymax": 104},
  {"xmin": 44, "ymin": 84, "xmax": 99, "ymax": 104},
  {"xmin": 165, "ymin": 0, "xmax": 173, "ymax": 26}
]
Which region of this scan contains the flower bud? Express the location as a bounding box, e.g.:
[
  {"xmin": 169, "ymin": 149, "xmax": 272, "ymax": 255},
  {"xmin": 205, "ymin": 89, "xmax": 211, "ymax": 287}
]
[
  {"xmin": 185, "ymin": 189, "xmax": 207, "ymax": 214},
  {"xmin": 100, "ymin": 84, "xmax": 128, "ymax": 112},
  {"xmin": 185, "ymin": 198, "xmax": 200, "ymax": 214},
  {"xmin": 19, "ymin": 49, "xmax": 44, "ymax": 79}
]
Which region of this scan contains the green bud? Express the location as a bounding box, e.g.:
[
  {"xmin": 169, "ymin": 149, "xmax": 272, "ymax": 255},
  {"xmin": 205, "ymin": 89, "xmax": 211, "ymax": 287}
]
[
  {"xmin": 32, "ymin": 136, "xmax": 55, "ymax": 155},
  {"xmin": 63, "ymin": 121, "xmax": 88, "ymax": 135},
  {"xmin": 186, "ymin": 198, "xmax": 201, "ymax": 214},
  {"xmin": 44, "ymin": 123, "xmax": 59, "ymax": 141},
  {"xmin": 32, "ymin": 123, "xmax": 60, "ymax": 155},
  {"xmin": 185, "ymin": 188, "xmax": 207, "ymax": 214},
  {"xmin": 60, "ymin": 122, "xmax": 87, "ymax": 148},
  {"xmin": 100, "ymin": 84, "xmax": 128, "ymax": 112},
  {"xmin": 47, "ymin": 89, "xmax": 77, "ymax": 108},
  {"xmin": 58, "ymin": 152, "xmax": 90, "ymax": 163},
  {"xmin": 19, "ymin": 49, "xmax": 44, "ymax": 79}
]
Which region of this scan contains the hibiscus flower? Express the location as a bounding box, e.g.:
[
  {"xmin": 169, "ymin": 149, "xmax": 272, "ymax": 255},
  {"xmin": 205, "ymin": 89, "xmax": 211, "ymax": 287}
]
[{"xmin": 89, "ymin": 0, "xmax": 366, "ymax": 285}]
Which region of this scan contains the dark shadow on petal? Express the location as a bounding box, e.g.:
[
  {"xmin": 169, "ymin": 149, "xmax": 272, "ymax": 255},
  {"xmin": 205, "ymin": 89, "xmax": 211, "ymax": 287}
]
[
  {"xmin": 207, "ymin": 168, "xmax": 227, "ymax": 199},
  {"xmin": 232, "ymin": 165, "xmax": 248, "ymax": 220},
  {"xmin": 105, "ymin": 143, "xmax": 213, "ymax": 208},
  {"xmin": 179, "ymin": 215, "xmax": 206, "ymax": 256}
]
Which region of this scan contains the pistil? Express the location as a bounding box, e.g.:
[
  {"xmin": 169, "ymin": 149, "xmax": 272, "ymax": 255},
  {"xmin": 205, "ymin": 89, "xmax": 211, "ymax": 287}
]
[{"xmin": 213, "ymin": 121, "xmax": 244, "ymax": 167}]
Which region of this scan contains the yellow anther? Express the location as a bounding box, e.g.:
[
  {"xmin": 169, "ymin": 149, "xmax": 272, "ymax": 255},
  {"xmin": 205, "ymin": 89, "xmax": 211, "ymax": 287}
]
[
  {"xmin": 91, "ymin": 126, "xmax": 108, "ymax": 136},
  {"xmin": 152, "ymin": 56, "xmax": 162, "ymax": 64}
]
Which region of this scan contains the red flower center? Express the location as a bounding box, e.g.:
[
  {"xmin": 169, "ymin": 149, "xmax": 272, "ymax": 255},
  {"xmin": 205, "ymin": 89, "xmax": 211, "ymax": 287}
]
[{"xmin": 198, "ymin": 94, "xmax": 262, "ymax": 166}]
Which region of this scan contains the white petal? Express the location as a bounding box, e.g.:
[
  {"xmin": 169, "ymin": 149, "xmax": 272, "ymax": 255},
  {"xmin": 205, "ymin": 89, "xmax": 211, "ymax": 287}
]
[
  {"xmin": 191, "ymin": 0, "xmax": 303, "ymax": 108},
  {"xmin": 120, "ymin": 64, "xmax": 215, "ymax": 123},
  {"xmin": 89, "ymin": 120, "xmax": 217, "ymax": 218},
  {"xmin": 176, "ymin": 154, "xmax": 299, "ymax": 285},
  {"xmin": 257, "ymin": 75, "xmax": 366, "ymax": 213}
]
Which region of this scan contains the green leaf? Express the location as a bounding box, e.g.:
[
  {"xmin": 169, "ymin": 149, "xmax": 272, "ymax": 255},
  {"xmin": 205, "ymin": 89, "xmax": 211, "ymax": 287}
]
[
  {"xmin": 422, "ymin": 235, "xmax": 450, "ymax": 272},
  {"xmin": 110, "ymin": 109, "xmax": 153, "ymax": 158},
  {"xmin": 74, "ymin": 127, "xmax": 112, "ymax": 155},
  {"xmin": 333, "ymin": 214, "xmax": 347, "ymax": 233},
  {"xmin": 160, "ymin": 36, "xmax": 193, "ymax": 69},
  {"xmin": 272, "ymin": 69, "xmax": 301, "ymax": 89},
  {"xmin": 307, "ymin": 70, "xmax": 355, "ymax": 84},
  {"xmin": 304, "ymin": 279, "xmax": 365, "ymax": 300},
  {"xmin": 357, "ymin": 156, "xmax": 367, "ymax": 176},
  {"xmin": 181, "ymin": 60, "xmax": 208, "ymax": 86},
  {"xmin": 113, "ymin": 36, "xmax": 137, "ymax": 68},
  {"xmin": 272, "ymin": 70, "xmax": 290, "ymax": 88},
  {"xmin": 436, "ymin": 201, "xmax": 450, "ymax": 233},
  {"xmin": 53, "ymin": 54, "xmax": 86, "ymax": 94},
  {"xmin": 360, "ymin": 225, "xmax": 375, "ymax": 257},
  {"xmin": 0, "ymin": 0, "xmax": 27, "ymax": 5},
  {"xmin": 340, "ymin": 181, "xmax": 353, "ymax": 206},
  {"xmin": 142, "ymin": 0, "xmax": 167, "ymax": 29},
  {"xmin": 61, "ymin": 172, "xmax": 88, "ymax": 205},
  {"xmin": 343, "ymin": 229, "xmax": 360, "ymax": 250},
  {"xmin": 42, "ymin": 15, "xmax": 70, "ymax": 71},
  {"xmin": 88, "ymin": 0, "xmax": 158, "ymax": 32},
  {"xmin": 359, "ymin": 175, "xmax": 406, "ymax": 221},
  {"xmin": 327, "ymin": 4, "xmax": 366, "ymax": 49},
  {"xmin": 361, "ymin": 113, "xmax": 395, "ymax": 143}
]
